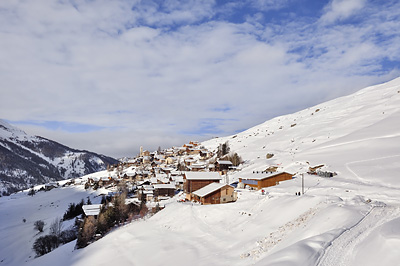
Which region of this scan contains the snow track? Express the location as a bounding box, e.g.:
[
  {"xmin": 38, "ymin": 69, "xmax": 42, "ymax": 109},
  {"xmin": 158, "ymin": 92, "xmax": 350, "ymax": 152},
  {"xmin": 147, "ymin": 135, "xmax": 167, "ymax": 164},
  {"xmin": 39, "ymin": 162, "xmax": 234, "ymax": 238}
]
[{"xmin": 317, "ymin": 204, "xmax": 398, "ymax": 266}]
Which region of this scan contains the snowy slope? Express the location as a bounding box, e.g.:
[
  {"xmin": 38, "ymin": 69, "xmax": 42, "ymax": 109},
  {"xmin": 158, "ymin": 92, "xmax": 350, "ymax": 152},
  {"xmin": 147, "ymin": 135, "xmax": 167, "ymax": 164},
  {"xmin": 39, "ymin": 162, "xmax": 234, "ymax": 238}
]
[
  {"xmin": 0, "ymin": 120, "xmax": 118, "ymax": 194},
  {"xmin": 203, "ymin": 76, "xmax": 400, "ymax": 185},
  {"xmin": 1, "ymin": 77, "xmax": 400, "ymax": 266},
  {"xmin": 0, "ymin": 183, "xmax": 106, "ymax": 266}
]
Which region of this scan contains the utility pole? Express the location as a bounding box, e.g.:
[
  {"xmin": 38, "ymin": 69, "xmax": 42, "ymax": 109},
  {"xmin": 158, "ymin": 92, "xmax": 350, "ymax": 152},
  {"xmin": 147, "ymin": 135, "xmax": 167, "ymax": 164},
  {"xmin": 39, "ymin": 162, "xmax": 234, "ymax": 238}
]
[{"xmin": 302, "ymin": 173, "xmax": 304, "ymax": 195}]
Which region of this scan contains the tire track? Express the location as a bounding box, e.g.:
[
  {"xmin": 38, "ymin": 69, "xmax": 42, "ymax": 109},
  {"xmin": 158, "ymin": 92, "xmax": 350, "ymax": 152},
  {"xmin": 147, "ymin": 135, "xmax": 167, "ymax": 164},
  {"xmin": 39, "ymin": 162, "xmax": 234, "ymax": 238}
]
[{"xmin": 317, "ymin": 204, "xmax": 398, "ymax": 266}]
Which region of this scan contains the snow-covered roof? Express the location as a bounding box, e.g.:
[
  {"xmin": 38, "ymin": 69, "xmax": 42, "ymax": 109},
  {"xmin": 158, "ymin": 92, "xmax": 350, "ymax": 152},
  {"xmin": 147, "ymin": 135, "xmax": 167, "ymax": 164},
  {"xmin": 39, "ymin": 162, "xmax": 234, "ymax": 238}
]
[
  {"xmin": 191, "ymin": 163, "xmax": 205, "ymax": 168},
  {"xmin": 240, "ymin": 172, "xmax": 290, "ymax": 181},
  {"xmin": 153, "ymin": 184, "xmax": 176, "ymax": 189},
  {"xmin": 124, "ymin": 166, "xmax": 136, "ymax": 176},
  {"xmin": 192, "ymin": 182, "xmax": 231, "ymax": 197},
  {"xmin": 142, "ymin": 185, "xmax": 154, "ymax": 190},
  {"xmin": 184, "ymin": 172, "xmax": 221, "ymax": 180},
  {"xmin": 217, "ymin": 160, "xmax": 233, "ymax": 165},
  {"xmin": 172, "ymin": 175, "xmax": 184, "ymax": 182},
  {"xmin": 156, "ymin": 173, "xmax": 168, "ymax": 179},
  {"xmin": 125, "ymin": 198, "xmax": 140, "ymax": 206},
  {"xmin": 82, "ymin": 204, "xmax": 102, "ymax": 216},
  {"xmin": 162, "ymin": 167, "xmax": 175, "ymax": 171}
]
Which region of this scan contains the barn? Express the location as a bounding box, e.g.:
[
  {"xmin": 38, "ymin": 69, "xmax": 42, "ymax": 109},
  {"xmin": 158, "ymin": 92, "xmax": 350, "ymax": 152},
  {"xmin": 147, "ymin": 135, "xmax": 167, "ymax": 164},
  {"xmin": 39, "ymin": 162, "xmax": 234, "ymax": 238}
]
[
  {"xmin": 192, "ymin": 183, "xmax": 237, "ymax": 205},
  {"xmin": 239, "ymin": 172, "xmax": 293, "ymax": 190}
]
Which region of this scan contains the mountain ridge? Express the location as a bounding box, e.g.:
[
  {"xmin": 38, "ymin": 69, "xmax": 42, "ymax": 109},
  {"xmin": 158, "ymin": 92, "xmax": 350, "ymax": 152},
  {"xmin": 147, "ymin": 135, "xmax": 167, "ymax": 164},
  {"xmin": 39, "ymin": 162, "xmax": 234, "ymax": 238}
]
[{"xmin": 0, "ymin": 120, "xmax": 118, "ymax": 195}]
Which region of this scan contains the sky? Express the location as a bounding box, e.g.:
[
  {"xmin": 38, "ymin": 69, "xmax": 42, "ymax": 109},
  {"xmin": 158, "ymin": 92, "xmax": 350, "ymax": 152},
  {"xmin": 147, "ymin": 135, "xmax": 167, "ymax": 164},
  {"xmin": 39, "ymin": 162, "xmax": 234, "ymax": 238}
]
[{"xmin": 1, "ymin": 0, "xmax": 400, "ymax": 158}]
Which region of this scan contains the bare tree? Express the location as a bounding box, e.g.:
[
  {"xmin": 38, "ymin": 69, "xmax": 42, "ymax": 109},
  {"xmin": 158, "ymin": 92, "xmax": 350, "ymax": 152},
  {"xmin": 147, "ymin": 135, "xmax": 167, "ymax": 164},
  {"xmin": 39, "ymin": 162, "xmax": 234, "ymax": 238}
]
[
  {"xmin": 217, "ymin": 141, "xmax": 230, "ymax": 158},
  {"xmin": 49, "ymin": 217, "xmax": 63, "ymax": 239}
]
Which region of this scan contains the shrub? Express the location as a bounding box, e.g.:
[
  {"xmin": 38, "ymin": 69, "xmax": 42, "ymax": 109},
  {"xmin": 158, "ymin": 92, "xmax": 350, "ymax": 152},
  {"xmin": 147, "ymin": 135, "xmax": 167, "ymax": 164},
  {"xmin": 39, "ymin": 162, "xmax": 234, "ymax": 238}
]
[
  {"xmin": 28, "ymin": 188, "xmax": 35, "ymax": 196},
  {"xmin": 34, "ymin": 220, "xmax": 45, "ymax": 232},
  {"xmin": 32, "ymin": 235, "xmax": 58, "ymax": 257},
  {"xmin": 60, "ymin": 228, "xmax": 77, "ymax": 244}
]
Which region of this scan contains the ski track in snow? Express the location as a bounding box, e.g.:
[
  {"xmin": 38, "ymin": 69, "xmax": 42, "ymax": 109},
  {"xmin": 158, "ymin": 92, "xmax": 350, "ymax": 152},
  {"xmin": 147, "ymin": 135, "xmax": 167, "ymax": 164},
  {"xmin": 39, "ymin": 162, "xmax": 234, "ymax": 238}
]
[
  {"xmin": 343, "ymin": 154, "xmax": 400, "ymax": 190},
  {"xmin": 317, "ymin": 204, "xmax": 400, "ymax": 266}
]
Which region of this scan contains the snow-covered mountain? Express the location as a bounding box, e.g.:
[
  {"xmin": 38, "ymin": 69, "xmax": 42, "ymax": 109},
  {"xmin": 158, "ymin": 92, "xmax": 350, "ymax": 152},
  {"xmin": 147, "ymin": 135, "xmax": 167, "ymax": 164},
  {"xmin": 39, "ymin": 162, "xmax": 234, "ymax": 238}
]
[
  {"xmin": 203, "ymin": 76, "xmax": 400, "ymax": 185},
  {"xmin": 0, "ymin": 120, "xmax": 118, "ymax": 195},
  {"xmin": 1, "ymin": 77, "xmax": 400, "ymax": 266}
]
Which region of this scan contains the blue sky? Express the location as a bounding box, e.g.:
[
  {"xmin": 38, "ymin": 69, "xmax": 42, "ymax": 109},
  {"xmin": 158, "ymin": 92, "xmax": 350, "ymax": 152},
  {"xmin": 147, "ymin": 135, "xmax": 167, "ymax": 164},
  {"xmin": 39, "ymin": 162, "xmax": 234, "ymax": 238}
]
[{"xmin": 1, "ymin": 0, "xmax": 400, "ymax": 158}]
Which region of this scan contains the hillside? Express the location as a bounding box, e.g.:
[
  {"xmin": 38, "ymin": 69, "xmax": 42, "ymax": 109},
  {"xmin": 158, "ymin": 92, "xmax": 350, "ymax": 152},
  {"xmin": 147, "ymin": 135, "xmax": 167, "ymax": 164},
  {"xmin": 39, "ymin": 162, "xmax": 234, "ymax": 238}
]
[
  {"xmin": 1, "ymin": 77, "xmax": 400, "ymax": 266},
  {"xmin": 0, "ymin": 120, "xmax": 118, "ymax": 195},
  {"xmin": 203, "ymin": 76, "xmax": 400, "ymax": 186}
]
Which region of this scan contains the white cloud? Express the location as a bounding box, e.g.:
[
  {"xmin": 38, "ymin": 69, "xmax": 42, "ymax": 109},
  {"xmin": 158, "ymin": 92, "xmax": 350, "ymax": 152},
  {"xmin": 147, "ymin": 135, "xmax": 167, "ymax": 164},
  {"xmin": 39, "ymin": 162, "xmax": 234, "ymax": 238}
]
[
  {"xmin": 320, "ymin": 0, "xmax": 367, "ymax": 24},
  {"xmin": 1, "ymin": 0, "xmax": 399, "ymax": 158}
]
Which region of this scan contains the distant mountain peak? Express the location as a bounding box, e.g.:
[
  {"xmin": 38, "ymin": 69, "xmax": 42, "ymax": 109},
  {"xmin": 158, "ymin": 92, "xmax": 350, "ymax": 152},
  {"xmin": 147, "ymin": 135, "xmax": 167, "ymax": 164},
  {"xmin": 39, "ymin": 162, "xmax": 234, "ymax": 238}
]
[
  {"xmin": 0, "ymin": 119, "xmax": 28, "ymax": 140},
  {"xmin": 0, "ymin": 120, "xmax": 118, "ymax": 195}
]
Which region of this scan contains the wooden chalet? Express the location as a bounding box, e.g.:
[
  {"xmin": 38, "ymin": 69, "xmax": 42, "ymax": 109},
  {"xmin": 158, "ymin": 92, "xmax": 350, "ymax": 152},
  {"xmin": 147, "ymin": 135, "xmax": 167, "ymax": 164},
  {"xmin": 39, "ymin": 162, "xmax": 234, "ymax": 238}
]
[
  {"xmin": 188, "ymin": 149, "xmax": 201, "ymax": 155},
  {"xmin": 189, "ymin": 141, "xmax": 200, "ymax": 147},
  {"xmin": 239, "ymin": 172, "xmax": 293, "ymax": 190},
  {"xmin": 215, "ymin": 160, "xmax": 233, "ymax": 171},
  {"xmin": 161, "ymin": 167, "xmax": 174, "ymax": 174},
  {"xmin": 98, "ymin": 176, "xmax": 114, "ymax": 187},
  {"xmin": 44, "ymin": 182, "xmax": 58, "ymax": 191},
  {"xmin": 200, "ymin": 150, "xmax": 212, "ymax": 158},
  {"xmin": 165, "ymin": 157, "xmax": 177, "ymax": 165},
  {"xmin": 189, "ymin": 163, "xmax": 206, "ymax": 172},
  {"xmin": 184, "ymin": 158, "xmax": 196, "ymax": 166},
  {"xmin": 192, "ymin": 183, "xmax": 237, "ymax": 205},
  {"xmin": 153, "ymin": 183, "xmax": 176, "ymax": 198},
  {"xmin": 82, "ymin": 204, "xmax": 102, "ymax": 219},
  {"xmin": 183, "ymin": 172, "xmax": 222, "ymax": 199}
]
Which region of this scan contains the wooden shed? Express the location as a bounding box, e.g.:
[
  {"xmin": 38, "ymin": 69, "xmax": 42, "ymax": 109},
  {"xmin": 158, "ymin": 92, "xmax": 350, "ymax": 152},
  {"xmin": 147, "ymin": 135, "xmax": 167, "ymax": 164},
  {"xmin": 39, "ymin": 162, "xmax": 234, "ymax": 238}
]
[
  {"xmin": 192, "ymin": 183, "xmax": 237, "ymax": 205},
  {"xmin": 239, "ymin": 172, "xmax": 293, "ymax": 190}
]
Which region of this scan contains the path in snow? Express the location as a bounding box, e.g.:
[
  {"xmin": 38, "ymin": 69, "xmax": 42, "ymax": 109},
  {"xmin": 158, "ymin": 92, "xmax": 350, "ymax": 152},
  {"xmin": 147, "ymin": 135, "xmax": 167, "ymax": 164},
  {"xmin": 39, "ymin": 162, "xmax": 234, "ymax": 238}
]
[{"xmin": 317, "ymin": 204, "xmax": 399, "ymax": 266}]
